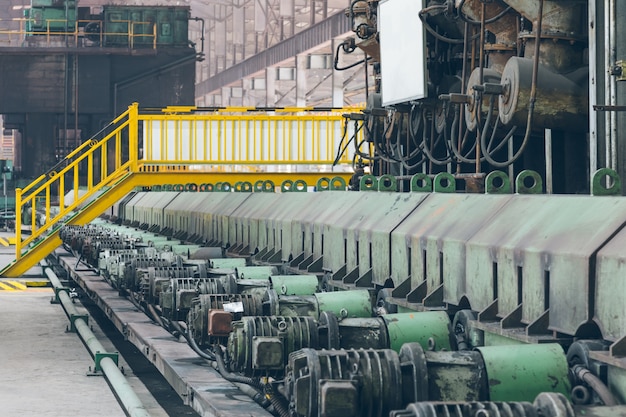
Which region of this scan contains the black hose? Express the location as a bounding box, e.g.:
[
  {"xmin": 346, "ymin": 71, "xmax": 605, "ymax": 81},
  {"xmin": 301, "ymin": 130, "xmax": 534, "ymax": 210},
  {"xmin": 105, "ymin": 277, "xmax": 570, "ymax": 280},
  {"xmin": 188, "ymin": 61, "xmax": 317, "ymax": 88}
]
[
  {"xmin": 169, "ymin": 323, "xmax": 274, "ymax": 410},
  {"xmin": 421, "ymin": 110, "xmax": 452, "ymax": 165},
  {"xmin": 214, "ymin": 345, "xmax": 264, "ymax": 390},
  {"xmin": 266, "ymin": 387, "xmax": 291, "ymax": 417},
  {"xmin": 419, "ymin": 9, "xmax": 481, "ymax": 45},
  {"xmin": 457, "ymin": 1, "xmax": 513, "ymax": 26},
  {"xmin": 334, "ymin": 41, "xmax": 372, "ymax": 71},
  {"xmin": 170, "ymin": 320, "xmax": 216, "ymax": 361},
  {"xmin": 448, "ymin": 108, "xmax": 483, "ymax": 164},
  {"xmin": 572, "ymin": 365, "xmax": 618, "ymax": 406}
]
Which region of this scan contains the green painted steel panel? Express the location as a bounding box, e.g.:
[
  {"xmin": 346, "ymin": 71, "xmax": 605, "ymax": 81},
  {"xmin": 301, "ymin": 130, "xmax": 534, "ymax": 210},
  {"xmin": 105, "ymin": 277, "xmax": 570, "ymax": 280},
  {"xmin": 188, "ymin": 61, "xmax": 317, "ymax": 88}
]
[
  {"xmin": 467, "ymin": 195, "xmax": 626, "ymax": 336},
  {"xmin": 383, "ymin": 311, "xmax": 451, "ymax": 352},
  {"xmin": 301, "ymin": 193, "xmax": 359, "ymax": 265},
  {"xmin": 608, "ymin": 366, "xmax": 626, "ymax": 405},
  {"xmin": 229, "ymin": 193, "xmax": 321, "ymax": 261},
  {"xmin": 287, "ymin": 192, "xmax": 360, "ymax": 265},
  {"xmin": 27, "ymin": 5, "xmax": 76, "ymax": 32},
  {"xmin": 103, "ymin": 6, "xmax": 189, "ymax": 47},
  {"xmin": 315, "ymin": 289, "xmax": 371, "ymax": 318},
  {"xmin": 167, "ymin": 193, "xmax": 216, "ymax": 239},
  {"xmin": 390, "ymin": 193, "xmax": 512, "ymax": 303},
  {"xmin": 227, "ymin": 193, "xmax": 283, "ymax": 252},
  {"xmin": 264, "ymin": 194, "xmax": 322, "ymax": 262},
  {"xmin": 595, "ymin": 227, "xmax": 626, "ymax": 341},
  {"xmin": 214, "ymin": 194, "xmax": 256, "ymax": 248},
  {"xmin": 335, "ymin": 192, "xmax": 426, "ymax": 284},
  {"xmin": 158, "ymin": 192, "xmax": 204, "ymax": 235},
  {"xmin": 130, "ymin": 191, "xmax": 179, "ymax": 229},
  {"xmin": 476, "ymin": 343, "xmax": 570, "ymax": 401},
  {"xmin": 121, "ymin": 191, "xmax": 150, "ymax": 223}
]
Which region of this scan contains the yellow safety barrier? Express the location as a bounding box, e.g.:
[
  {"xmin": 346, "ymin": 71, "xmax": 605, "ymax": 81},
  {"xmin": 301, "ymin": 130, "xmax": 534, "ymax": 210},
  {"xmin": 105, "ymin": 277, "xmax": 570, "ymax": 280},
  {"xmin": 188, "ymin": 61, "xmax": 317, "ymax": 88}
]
[{"xmin": 2, "ymin": 103, "xmax": 363, "ymax": 277}]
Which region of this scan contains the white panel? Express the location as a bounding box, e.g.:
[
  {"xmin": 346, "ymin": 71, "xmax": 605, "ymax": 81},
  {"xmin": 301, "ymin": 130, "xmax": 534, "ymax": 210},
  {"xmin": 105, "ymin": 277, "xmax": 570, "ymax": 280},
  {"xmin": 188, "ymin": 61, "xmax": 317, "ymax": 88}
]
[
  {"xmin": 280, "ymin": 0, "xmax": 293, "ymax": 16},
  {"xmin": 378, "ymin": 0, "xmax": 427, "ymax": 106},
  {"xmin": 233, "ymin": 6, "xmax": 245, "ymax": 45},
  {"xmin": 215, "ymin": 20, "xmax": 227, "ymax": 56},
  {"xmin": 255, "ymin": 0, "xmax": 267, "ymax": 32}
]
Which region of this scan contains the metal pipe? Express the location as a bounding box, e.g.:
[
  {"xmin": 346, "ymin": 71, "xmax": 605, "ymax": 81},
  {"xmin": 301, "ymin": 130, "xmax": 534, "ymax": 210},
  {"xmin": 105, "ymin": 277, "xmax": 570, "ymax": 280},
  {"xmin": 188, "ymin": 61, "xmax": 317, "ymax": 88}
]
[
  {"xmin": 44, "ymin": 267, "xmax": 150, "ymax": 417},
  {"xmin": 604, "ymin": 0, "xmax": 614, "ymax": 170},
  {"xmin": 589, "ymin": 0, "xmax": 597, "ymax": 182},
  {"xmin": 609, "ymin": 0, "xmax": 617, "ymax": 171}
]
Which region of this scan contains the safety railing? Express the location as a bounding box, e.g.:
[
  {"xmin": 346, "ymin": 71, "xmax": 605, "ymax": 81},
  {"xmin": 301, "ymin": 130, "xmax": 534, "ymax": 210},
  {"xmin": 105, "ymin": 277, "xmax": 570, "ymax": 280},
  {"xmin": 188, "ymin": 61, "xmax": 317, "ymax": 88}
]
[
  {"xmin": 13, "ymin": 103, "xmax": 361, "ymax": 261},
  {"xmin": 0, "ymin": 18, "xmax": 157, "ymax": 49},
  {"xmin": 140, "ymin": 106, "xmax": 359, "ymax": 168},
  {"xmin": 15, "ymin": 104, "xmax": 138, "ymax": 259}
]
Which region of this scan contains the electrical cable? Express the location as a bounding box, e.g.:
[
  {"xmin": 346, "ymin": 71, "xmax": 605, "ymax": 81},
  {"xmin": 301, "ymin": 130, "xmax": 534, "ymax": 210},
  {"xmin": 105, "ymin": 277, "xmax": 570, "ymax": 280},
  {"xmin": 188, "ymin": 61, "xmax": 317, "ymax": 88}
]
[
  {"xmin": 334, "ymin": 41, "xmax": 372, "ymax": 71},
  {"xmin": 448, "ymin": 109, "xmax": 483, "ymax": 164},
  {"xmin": 420, "ymin": 109, "xmax": 452, "ymax": 165},
  {"xmin": 480, "ymin": 0, "xmax": 544, "ymax": 168},
  {"xmin": 419, "ymin": 8, "xmax": 481, "ymax": 45},
  {"xmin": 456, "ymin": 0, "xmax": 513, "ymax": 25}
]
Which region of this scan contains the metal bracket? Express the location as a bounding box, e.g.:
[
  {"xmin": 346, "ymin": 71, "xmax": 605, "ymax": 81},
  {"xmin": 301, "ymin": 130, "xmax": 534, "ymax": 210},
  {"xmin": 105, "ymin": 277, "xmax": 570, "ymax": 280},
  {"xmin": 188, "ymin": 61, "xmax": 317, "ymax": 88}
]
[
  {"xmin": 92, "ymin": 352, "xmax": 119, "ymax": 374},
  {"xmin": 68, "ymin": 313, "xmax": 89, "ymax": 332},
  {"xmin": 611, "ymin": 60, "xmax": 626, "ymax": 81},
  {"xmin": 593, "ymin": 105, "xmax": 626, "ymax": 112},
  {"xmin": 592, "ymin": 168, "xmax": 622, "ymax": 196},
  {"xmin": 51, "ymin": 286, "xmax": 70, "ymax": 304}
]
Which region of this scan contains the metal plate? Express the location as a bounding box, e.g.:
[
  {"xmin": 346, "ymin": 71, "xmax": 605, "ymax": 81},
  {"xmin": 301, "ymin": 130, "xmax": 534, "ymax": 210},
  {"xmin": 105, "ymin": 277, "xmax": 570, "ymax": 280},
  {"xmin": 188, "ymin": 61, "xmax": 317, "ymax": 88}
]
[
  {"xmin": 595, "ymin": 226, "xmax": 626, "ymax": 341},
  {"xmin": 467, "ymin": 195, "xmax": 626, "ymax": 335},
  {"xmin": 162, "ymin": 192, "xmax": 213, "ymax": 237},
  {"xmin": 227, "ymin": 193, "xmax": 284, "ymax": 252},
  {"xmin": 121, "ymin": 191, "xmax": 150, "ymax": 223},
  {"xmin": 390, "ymin": 194, "xmax": 511, "ymax": 302}
]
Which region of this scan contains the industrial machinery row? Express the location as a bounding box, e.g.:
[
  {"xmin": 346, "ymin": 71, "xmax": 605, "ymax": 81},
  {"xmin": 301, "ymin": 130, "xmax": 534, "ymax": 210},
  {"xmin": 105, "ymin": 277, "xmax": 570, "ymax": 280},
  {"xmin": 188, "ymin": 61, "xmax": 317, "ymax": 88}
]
[
  {"xmin": 336, "ymin": 0, "xmax": 621, "ymax": 195},
  {"xmin": 50, "ymin": 183, "xmax": 626, "ymax": 417}
]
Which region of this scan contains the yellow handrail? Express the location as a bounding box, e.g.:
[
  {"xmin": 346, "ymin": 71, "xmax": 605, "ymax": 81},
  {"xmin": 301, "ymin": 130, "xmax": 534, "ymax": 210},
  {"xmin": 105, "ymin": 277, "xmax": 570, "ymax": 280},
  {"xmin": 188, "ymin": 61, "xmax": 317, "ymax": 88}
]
[
  {"xmin": 0, "ymin": 18, "xmax": 157, "ymax": 49},
  {"xmin": 13, "ymin": 103, "xmax": 363, "ymax": 261}
]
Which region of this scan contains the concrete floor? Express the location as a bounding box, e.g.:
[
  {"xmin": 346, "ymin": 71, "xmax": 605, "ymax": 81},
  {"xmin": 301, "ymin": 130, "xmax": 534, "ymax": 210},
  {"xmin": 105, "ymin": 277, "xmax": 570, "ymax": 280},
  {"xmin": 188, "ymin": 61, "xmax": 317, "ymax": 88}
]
[{"xmin": 0, "ymin": 235, "xmax": 169, "ymax": 417}]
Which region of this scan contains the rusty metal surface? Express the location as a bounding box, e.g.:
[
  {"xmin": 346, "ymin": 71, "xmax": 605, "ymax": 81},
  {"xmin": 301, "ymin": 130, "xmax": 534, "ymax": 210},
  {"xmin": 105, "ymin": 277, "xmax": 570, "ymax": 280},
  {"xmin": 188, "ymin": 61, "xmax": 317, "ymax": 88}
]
[
  {"xmin": 390, "ymin": 193, "xmax": 512, "ymax": 304},
  {"xmin": 466, "ymin": 195, "xmax": 626, "ymax": 336}
]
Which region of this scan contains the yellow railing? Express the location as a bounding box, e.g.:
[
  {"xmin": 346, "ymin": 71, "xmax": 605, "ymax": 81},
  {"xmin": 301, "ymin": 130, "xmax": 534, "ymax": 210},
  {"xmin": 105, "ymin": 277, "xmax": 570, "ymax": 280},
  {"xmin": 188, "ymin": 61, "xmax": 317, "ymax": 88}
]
[
  {"xmin": 140, "ymin": 108, "xmax": 357, "ymax": 166},
  {"xmin": 0, "ymin": 18, "xmax": 157, "ymax": 49},
  {"xmin": 13, "ymin": 103, "xmax": 361, "ymax": 261}
]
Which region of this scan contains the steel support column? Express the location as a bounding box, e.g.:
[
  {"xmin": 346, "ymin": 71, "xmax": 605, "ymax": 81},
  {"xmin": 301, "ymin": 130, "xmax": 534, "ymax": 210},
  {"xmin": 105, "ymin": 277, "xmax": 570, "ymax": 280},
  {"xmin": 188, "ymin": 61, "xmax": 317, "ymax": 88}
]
[
  {"xmin": 266, "ymin": 66, "xmax": 277, "ymax": 106},
  {"xmin": 296, "ymin": 54, "xmax": 308, "ymax": 107},
  {"xmin": 196, "ymin": 12, "xmax": 350, "ymax": 97}
]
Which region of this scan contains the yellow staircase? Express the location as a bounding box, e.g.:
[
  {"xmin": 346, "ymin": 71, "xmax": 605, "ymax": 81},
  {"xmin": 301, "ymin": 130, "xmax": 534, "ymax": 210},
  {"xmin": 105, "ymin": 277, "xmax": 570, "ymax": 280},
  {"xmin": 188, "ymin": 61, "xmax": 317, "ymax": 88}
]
[{"xmin": 0, "ymin": 104, "xmax": 360, "ymax": 277}]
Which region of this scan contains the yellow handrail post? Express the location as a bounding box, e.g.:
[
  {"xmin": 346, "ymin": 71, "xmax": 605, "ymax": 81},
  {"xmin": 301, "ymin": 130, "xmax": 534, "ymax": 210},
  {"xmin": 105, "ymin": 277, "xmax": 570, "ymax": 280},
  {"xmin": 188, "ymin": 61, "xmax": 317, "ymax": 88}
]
[
  {"xmin": 14, "ymin": 187, "xmax": 21, "ymax": 260},
  {"xmin": 128, "ymin": 102, "xmax": 139, "ymax": 172}
]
